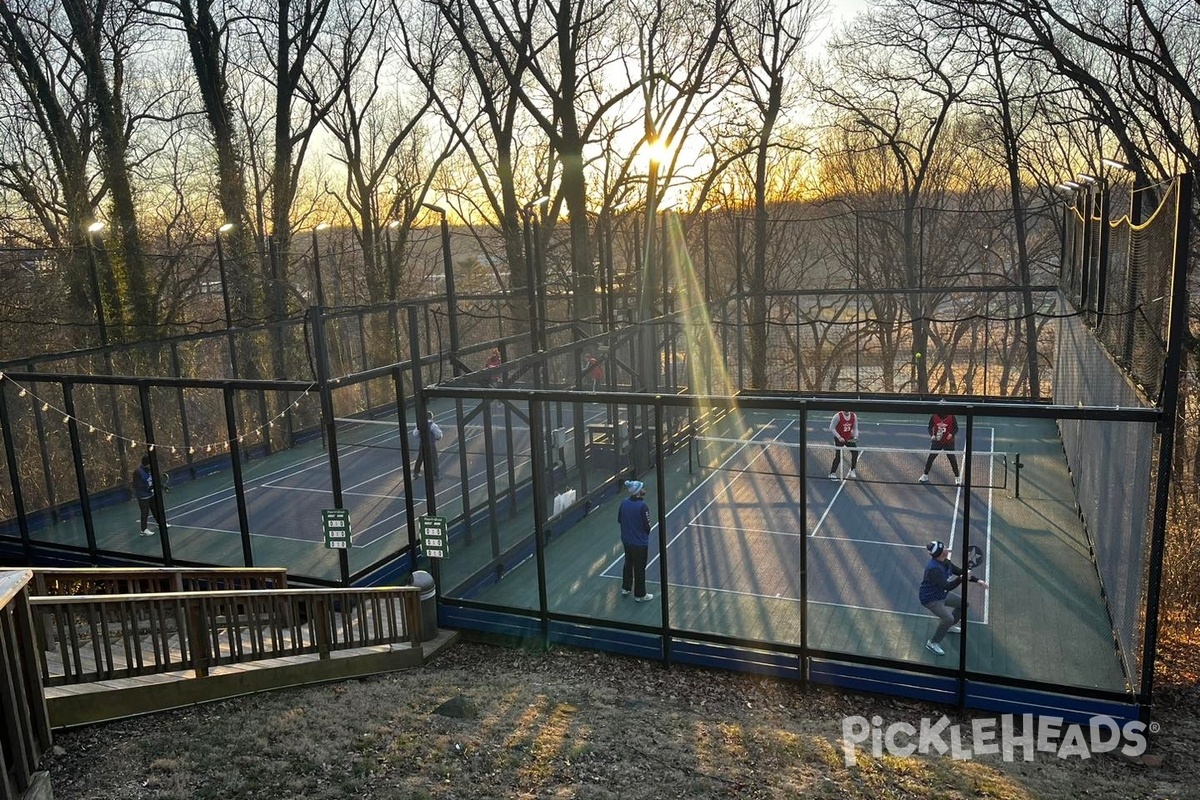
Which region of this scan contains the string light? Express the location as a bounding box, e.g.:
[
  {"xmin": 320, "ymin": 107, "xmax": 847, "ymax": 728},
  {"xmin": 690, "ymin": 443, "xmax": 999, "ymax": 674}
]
[{"xmin": 0, "ymin": 376, "xmax": 318, "ymax": 457}]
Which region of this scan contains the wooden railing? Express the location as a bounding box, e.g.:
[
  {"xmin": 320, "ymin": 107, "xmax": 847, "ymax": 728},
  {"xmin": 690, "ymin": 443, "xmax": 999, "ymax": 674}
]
[
  {"xmin": 29, "ymin": 567, "xmax": 290, "ymax": 653},
  {"xmin": 32, "ymin": 586, "xmax": 423, "ymax": 686},
  {"xmin": 31, "ymin": 566, "xmax": 289, "ymax": 596},
  {"xmin": 1, "ymin": 570, "xmax": 53, "ymax": 800}
]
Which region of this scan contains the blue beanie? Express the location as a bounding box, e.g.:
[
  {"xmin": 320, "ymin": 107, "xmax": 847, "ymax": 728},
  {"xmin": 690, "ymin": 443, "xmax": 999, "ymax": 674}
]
[{"xmin": 626, "ymin": 480, "xmax": 644, "ymax": 496}]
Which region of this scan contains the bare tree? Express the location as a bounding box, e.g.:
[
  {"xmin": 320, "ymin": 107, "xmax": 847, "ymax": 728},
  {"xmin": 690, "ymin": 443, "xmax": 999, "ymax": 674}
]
[
  {"xmin": 0, "ymin": 0, "xmax": 97, "ymax": 334},
  {"xmin": 724, "ymin": 0, "xmax": 823, "ymax": 389},
  {"xmin": 814, "ymin": 0, "xmax": 980, "ymax": 393},
  {"xmin": 148, "ymin": 0, "xmax": 260, "ymax": 324},
  {"xmin": 320, "ymin": 0, "xmax": 441, "ymax": 304},
  {"xmin": 407, "ymin": 0, "xmax": 539, "ymax": 348},
  {"xmin": 231, "ymin": 0, "xmax": 342, "ymax": 323},
  {"xmin": 438, "ymin": 0, "xmax": 656, "ymax": 330},
  {"xmin": 62, "ymin": 0, "xmax": 157, "ymax": 339},
  {"xmin": 923, "ymin": 0, "xmax": 1200, "ymax": 183}
]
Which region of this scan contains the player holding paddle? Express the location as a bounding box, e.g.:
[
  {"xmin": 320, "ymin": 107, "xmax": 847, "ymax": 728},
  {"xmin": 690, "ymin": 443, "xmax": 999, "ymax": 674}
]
[
  {"xmin": 920, "ymin": 540, "xmax": 989, "ymax": 656},
  {"xmin": 919, "ymin": 404, "xmax": 961, "ymax": 484},
  {"xmin": 828, "ymin": 410, "xmax": 860, "ymax": 480}
]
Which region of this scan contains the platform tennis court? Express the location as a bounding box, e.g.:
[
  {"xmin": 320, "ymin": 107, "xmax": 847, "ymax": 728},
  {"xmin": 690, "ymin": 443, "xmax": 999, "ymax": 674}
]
[
  {"xmin": 600, "ymin": 417, "xmax": 997, "ymax": 627},
  {"xmin": 82, "ymin": 398, "xmax": 618, "ymax": 563}
]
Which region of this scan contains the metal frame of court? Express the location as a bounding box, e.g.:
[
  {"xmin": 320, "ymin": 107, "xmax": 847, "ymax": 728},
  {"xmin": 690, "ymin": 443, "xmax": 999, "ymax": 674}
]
[
  {"xmin": 427, "ymin": 173, "xmax": 1192, "ymax": 727},
  {"xmin": 0, "ymin": 307, "xmax": 1176, "ymax": 727},
  {"xmin": 0, "ymin": 305, "xmax": 1179, "ymax": 728},
  {"xmin": 431, "ymin": 388, "xmax": 1164, "ymax": 724},
  {"xmin": 0, "ymin": 173, "xmax": 1191, "ymax": 727}
]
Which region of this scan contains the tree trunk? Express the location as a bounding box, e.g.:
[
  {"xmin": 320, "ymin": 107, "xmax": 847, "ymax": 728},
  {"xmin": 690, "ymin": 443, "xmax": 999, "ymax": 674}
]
[
  {"xmin": 179, "ymin": 0, "xmax": 258, "ymax": 325},
  {"xmin": 62, "ymin": 0, "xmax": 153, "ymax": 341}
]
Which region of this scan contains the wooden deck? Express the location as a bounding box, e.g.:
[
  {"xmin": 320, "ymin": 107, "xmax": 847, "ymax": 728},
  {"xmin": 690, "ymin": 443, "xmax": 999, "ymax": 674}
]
[{"xmin": 3, "ymin": 568, "xmax": 451, "ymax": 729}]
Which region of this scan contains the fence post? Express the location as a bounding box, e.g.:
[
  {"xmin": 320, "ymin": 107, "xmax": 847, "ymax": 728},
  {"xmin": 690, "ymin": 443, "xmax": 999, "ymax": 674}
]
[
  {"xmin": 186, "ymin": 597, "xmax": 210, "ymax": 678},
  {"xmin": 315, "ymin": 596, "xmax": 331, "ymax": 659},
  {"xmin": 404, "ymin": 589, "xmax": 422, "ymax": 646}
]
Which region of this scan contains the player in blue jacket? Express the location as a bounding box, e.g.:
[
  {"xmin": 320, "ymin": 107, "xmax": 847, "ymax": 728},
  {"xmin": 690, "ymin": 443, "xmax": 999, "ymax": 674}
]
[
  {"xmin": 132, "ymin": 454, "xmax": 166, "ymax": 536},
  {"xmin": 919, "ymin": 540, "xmax": 988, "ymax": 655},
  {"xmin": 618, "ymin": 480, "xmax": 654, "ymax": 602}
]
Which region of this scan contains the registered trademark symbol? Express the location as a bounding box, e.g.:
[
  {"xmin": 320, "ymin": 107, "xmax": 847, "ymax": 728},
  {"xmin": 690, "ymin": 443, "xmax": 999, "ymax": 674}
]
[{"xmin": 1149, "ymin": 722, "xmax": 1162, "ymax": 734}]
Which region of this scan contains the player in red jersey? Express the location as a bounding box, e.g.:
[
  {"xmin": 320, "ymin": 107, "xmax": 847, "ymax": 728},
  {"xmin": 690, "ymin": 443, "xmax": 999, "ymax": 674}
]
[
  {"xmin": 828, "ymin": 410, "xmax": 860, "ymax": 480},
  {"xmin": 920, "ymin": 407, "xmax": 961, "ymax": 483}
]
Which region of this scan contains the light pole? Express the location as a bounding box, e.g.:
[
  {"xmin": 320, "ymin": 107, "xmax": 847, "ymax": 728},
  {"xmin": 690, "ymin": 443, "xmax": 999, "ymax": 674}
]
[
  {"xmin": 86, "ymin": 220, "xmax": 128, "ymax": 476},
  {"xmin": 384, "ymin": 219, "xmax": 400, "ymax": 302},
  {"xmin": 1076, "ymin": 172, "xmax": 1107, "ymax": 322},
  {"xmin": 422, "ymin": 203, "xmax": 462, "ymax": 376},
  {"xmin": 215, "ymin": 222, "xmax": 238, "ymax": 376},
  {"xmin": 522, "ymin": 196, "xmax": 550, "ymax": 356},
  {"xmin": 637, "ymin": 145, "xmax": 663, "ymax": 327},
  {"xmin": 638, "ymin": 141, "xmax": 669, "ymax": 393},
  {"xmin": 85, "ymin": 221, "xmax": 108, "ymax": 348},
  {"xmin": 311, "ymin": 222, "xmax": 329, "ymax": 308},
  {"xmin": 215, "ymin": 223, "xmax": 236, "ymax": 329}
]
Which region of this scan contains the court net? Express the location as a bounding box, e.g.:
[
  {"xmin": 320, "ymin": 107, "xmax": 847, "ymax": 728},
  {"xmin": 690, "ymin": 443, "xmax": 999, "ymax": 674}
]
[
  {"xmin": 332, "ymin": 417, "xmax": 527, "ymax": 457},
  {"xmin": 692, "ymin": 435, "xmax": 1008, "ymax": 489}
]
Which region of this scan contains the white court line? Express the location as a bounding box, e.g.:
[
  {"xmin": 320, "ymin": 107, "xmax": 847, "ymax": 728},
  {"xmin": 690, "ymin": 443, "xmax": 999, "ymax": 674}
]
[
  {"xmin": 654, "ymin": 416, "xmax": 997, "ymax": 624},
  {"xmin": 169, "ymin": 483, "xmax": 265, "ymax": 518},
  {"xmin": 168, "ymin": 405, "xmax": 596, "ymax": 513},
  {"xmin": 606, "ymin": 421, "xmax": 799, "ymax": 577},
  {"xmin": 654, "ymin": 419, "xmax": 802, "ymax": 568},
  {"xmin": 810, "ymin": 477, "xmax": 847, "ymax": 537},
  {"xmin": 171, "ymin": 508, "xmax": 401, "ymax": 548},
  {"xmin": 170, "ymin": 449, "xmax": 529, "ymax": 546},
  {"xmin": 159, "ymin": 406, "xmax": 546, "ymax": 543},
  {"xmin": 688, "ymin": 522, "xmax": 926, "ymax": 550},
  {"xmin": 809, "ymin": 532, "xmax": 930, "ymax": 550},
  {"xmin": 944, "ymin": 427, "xmax": 996, "ymax": 624},
  {"xmin": 167, "ymin": 523, "xmax": 316, "ymax": 544},
  {"xmin": 165, "ymin": 438, "xmax": 387, "ymax": 514},
  {"xmin": 599, "ymin": 573, "xmax": 982, "ymax": 624}
]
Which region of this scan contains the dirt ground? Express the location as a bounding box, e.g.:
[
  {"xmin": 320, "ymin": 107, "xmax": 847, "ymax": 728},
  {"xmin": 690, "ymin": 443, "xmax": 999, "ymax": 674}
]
[{"xmin": 41, "ymin": 632, "xmax": 1200, "ymax": 800}]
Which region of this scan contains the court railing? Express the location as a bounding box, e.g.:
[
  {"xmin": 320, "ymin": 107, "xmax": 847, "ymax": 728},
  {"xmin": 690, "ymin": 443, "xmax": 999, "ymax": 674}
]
[
  {"xmin": 0, "ymin": 569, "xmax": 53, "ymax": 800},
  {"xmin": 31, "ymin": 585, "xmax": 423, "ymax": 686}
]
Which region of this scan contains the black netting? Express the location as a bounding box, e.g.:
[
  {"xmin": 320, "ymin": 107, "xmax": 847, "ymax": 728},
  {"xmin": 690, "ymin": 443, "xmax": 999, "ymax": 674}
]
[
  {"xmin": 1068, "ymin": 179, "xmax": 1177, "ymax": 401},
  {"xmin": 1055, "ymin": 308, "xmax": 1153, "ymax": 686}
]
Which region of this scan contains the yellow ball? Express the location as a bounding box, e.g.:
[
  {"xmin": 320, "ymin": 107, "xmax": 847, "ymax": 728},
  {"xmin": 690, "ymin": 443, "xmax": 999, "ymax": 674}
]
[{"xmin": 915, "ymin": 352, "xmax": 923, "ymax": 359}]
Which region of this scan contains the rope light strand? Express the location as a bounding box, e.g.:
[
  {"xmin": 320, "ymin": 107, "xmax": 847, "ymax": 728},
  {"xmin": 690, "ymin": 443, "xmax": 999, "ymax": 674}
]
[{"xmin": 0, "ymin": 372, "xmax": 318, "ymax": 456}]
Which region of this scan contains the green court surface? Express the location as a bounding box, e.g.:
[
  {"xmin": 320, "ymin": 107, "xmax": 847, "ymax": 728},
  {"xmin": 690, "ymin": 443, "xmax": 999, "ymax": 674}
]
[
  {"xmin": 22, "ymin": 406, "xmax": 1128, "ymax": 695},
  {"xmin": 445, "ymin": 414, "xmax": 1128, "ymax": 694}
]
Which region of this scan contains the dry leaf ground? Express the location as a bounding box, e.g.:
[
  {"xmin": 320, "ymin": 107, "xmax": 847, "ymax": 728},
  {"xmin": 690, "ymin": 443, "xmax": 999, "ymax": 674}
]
[{"xmin": 42, "ymin": 636, "xmax": 1200, "ymax": 800}]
